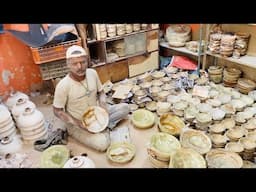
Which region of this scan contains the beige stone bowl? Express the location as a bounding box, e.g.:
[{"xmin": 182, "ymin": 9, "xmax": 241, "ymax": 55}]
[
  {"xmin": 131, "ymin": 109, "xmax": 155, "ymax": 129},
  {"xmin": 82, "ymin": 106, "xmax": 109, "ymax": 133},
  {"xmin": 147, "ymin": 132, "xmax": 181, "ymax": 162},
  {"xmin": 107, "ymin": 142, "xmax": 136, "ymax": 164},
  {"xmin": 158, "ymin": 113, "xmax": 185, "ymax": 136}
]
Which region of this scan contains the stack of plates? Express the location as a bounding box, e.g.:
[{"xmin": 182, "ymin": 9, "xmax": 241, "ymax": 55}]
[
  {"xmin": 132, "ymin": 24, "xmax": 141, "ymax": 31},
  {"xmin": 225, "ymin": 142, "xmax": 244, "ymax": 156},
  {"xmin": 106, "ymin": 24, "xmax": 116, "ymax": 37},
  {"xmin": 99, "ymin": 24, "xmax": 107, "ymax": 39},
  {"xmin": 149, "ymin": 86, "xmax": 162, "ymax": 98},
  {"xmin": 208, "ymin": 33, "xmax": 222, "ymax": 54},
  {"xmin": 151, "ymin": 71, "xmax": 165, "ymax": 79},
  {"xmin": 145, "ymin": 101, "xmax": 157, "ymax": 112},
  {"xmin": 116, "ymin": 24, "xmax": 125, "ymax": 36},
  {"xmin": 220, "ymin": 34, "xmax": 236, "ymax": 57},
  {"xmin": 209, "ymin": 134, "xmax": 229, "ymax": 148},
  {"xmin": 225, "ymin": 127, "xmax": 247, "ymax": 142},
  {"xmin": 141, "ymin": 24, "xmax": 148, "ymax": 30},
  {"xmin": 125, "ymin": 24, "xmax": 133, "ymax": 34},
  {"xmin": 234, "ymin": 32, "xmax": 250, "ymax": 56},
  {"xmin": 239, "ymin": 137, "xmax": 256, "ymax": 161}
]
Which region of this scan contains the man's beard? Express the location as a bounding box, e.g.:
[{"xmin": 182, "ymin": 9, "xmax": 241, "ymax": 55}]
[{"xmin": 75, "ymin": 70, "xmax": 85, "ymax": 76}]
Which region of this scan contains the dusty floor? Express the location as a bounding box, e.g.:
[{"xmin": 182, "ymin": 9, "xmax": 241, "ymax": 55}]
[{"xmin": 17, "ymin": 94, "xmax": 158, "ymax": 168}]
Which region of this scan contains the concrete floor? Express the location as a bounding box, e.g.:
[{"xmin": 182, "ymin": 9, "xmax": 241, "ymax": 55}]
[{"xmin": 18, "ymin": 94, "xmax": 158, "ymax": 168}]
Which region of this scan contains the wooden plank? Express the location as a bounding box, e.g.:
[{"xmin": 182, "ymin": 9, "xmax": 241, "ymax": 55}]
[
  {"xmin": 75, "ymin": 24, "xmax": 87, "ymax": 48},
  {"xmin": 94, "ymin": 65, "xmax": 111, "ymax": 84},
  {"xmin": 128, "ymin": 54, "xmax": 148, "ymax": 65},
  {"xmin": 147, "ymin": 30, "xmax": 159, "ymax": 52},
  {"xmin": 108, "ymin": 60, "xmax": 129, "ymax": 82},
  {"xmin": 106, "ymin": 51, "xmax": 146, "ymax": 63},
  {"xmin": 128, "ymin": 51, "xmax": 159, "ymax": 77},
  {"xmin": 88, "ymin": 41, "xmax": 106, "ymax": 64},
  {"xmin": 94, "ymin": 60, "xmax": 129, "ymax": 83}
]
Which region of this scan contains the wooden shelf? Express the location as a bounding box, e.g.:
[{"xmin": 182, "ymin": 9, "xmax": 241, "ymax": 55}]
[
  {"xmin": 88, "ymin": 28, "xmax": 159, "ymax": 44},
  {"xmin": 104, "ymin": 29, "xmax": 148, "ymax": 42},
  {"xmin": 160, "ymin": 41, "xmax": 204, "ymax": 57},
  {"xmin": 91, "ymin": 50, "xmax": 159, "ymax": 67},
  {"xmin": 106, "ymin": 49, "xmax": 159, "ymax": 64},
  {"xmin": 88, "ymin": 25, "xmax": 159, "ymax": 81},
  {"xmin": 206, "ymin": 51, "xmax": 256, "ymax": 69},
  {"xmin": 106, "ymin": 51, "xmax": 146, "ymax": 63},
  {"xmin": 91, "ymin": 62, "xmax": 106, "ymax": 68}
]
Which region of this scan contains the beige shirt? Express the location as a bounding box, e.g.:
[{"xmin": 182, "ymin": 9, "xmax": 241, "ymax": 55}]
[{"xmin": 53, "ymin": 68, "xmax": 103, "ymax": 120}]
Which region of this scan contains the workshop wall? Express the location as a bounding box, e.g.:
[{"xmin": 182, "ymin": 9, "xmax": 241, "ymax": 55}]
[{"xmin": 0, "ymin": 31, "xmax": 42, "ymax": 95}]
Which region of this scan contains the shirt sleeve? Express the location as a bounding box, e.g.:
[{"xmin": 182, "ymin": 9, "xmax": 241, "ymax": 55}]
[
  {"xmin": 53, "ymin": 79, "xmax": 69, "ymax": 109},
  {"xmin": 94, "ymin": 70, "xmax": 103, "ymax": 93}
]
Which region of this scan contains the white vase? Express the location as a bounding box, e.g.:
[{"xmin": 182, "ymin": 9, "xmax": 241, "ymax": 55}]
[
  {"xmin": 0, "ymin": 125, "xmax": 16, "ymax": 140},
  {"xmin": 17, "ymin": 107, "xmax": 44, "ymax": 128},
  {"xmin": 0, "ymin": 104, "xmax": 16, "ymax": 139},
  {"xmin": 0, "ymin": 121, "xmax": 15, "ymax": 133},
  {"xmin": 64, "ymin": 155, "xmax": 96, "ymax": 168},
  {"xmin": 0, "ymin": 104, "xmax": 11, "ymax": 124},
  {"xmin": 21, "ymin": 128, "xmax": 47, "ymax": 141},
  {"xmin": 11, "ymin": 98, "xmax": 36, "ymax": 120},
  {"xmin": 16, "ymin": 107, "xmax": 47, "ymax": 142},
  {"xmin": 5, "ymin": 91, "xmax": 29, "ymax": 110},
  {"xmin": 0, "ymin": 117, "xmax": 12, "ymax": 129},
  {"xmin": 0, "ymin": 135, "xmax": 22, "ymax": 155}
]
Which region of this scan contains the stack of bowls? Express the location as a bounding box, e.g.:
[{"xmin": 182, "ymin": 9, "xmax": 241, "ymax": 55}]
[
  {"xmin": 223, "ymin": 67, "xmax": 242, "ymax": 87},
  {"xmin": 208, "ymin": 66, "xmax": 223, "ymax": 84},
  {"xmin": 237, "ymin": 78, "xmax": 256, "ymax": 94}
]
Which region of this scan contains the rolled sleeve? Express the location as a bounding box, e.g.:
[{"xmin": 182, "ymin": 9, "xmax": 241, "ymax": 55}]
[{"xmin": 53, "ymin": 80, "xmax": 68, "ymax": 109}]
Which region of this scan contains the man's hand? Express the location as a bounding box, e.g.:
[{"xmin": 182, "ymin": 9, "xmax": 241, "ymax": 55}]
[
  {"xmin": 74, "ymin": 119, "xmax": 87, "ymax": 130},
  {"xmin": 53, "ymin": 106, "xmax": 87, "ymax": 130}
]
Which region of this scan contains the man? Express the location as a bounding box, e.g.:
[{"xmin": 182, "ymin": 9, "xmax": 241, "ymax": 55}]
[{"xmin": 53, "ymin": 45, "xmax": 129, "ymax": 152}]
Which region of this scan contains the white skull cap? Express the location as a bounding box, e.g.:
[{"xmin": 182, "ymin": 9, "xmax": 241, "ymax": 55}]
[{"xmin": 66, "ymin": 45, "xmax": 87, "ymax": 59}]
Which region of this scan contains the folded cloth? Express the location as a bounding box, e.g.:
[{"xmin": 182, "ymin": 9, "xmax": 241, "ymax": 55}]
[{"xmin": 34, "ymin": 128, "xmax": 68, "ymax": 152}]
